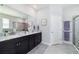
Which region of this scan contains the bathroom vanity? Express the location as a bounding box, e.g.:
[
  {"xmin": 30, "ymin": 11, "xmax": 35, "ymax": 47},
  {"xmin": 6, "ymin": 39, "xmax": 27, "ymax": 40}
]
[
  {"xmin": 0, "ymin": 5, "xmax": 42, "ymax": 54},
  {"xmin": 0, "ymin": 32, "xmax": 42, "ymax": 54}
]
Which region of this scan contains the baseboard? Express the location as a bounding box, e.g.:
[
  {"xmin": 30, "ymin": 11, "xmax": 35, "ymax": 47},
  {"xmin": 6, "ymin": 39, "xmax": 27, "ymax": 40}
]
[
  {"xmin": 42, "ymin": 41, "xmax": 52, "ymax": 46},
  {"xmin": 42, "ymin": 41, "xmax": 63, "ymax": 46},
  {"xmin": 50, "ymin": 41, "xmax": 63, "ymax": 45},
  {"xmin": 73, "ymin": 44, "xmax": 79, "ymax": 53},
  {"xmin": 63, "ymin": 41, "xmax": 73, "ymax": 44}
]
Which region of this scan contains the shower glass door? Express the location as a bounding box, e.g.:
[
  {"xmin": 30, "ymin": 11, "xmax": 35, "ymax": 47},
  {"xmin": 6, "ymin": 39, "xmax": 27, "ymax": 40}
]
[{"xmin": 74, "ymin": 16, "xmax": 79, "ymax": 49}]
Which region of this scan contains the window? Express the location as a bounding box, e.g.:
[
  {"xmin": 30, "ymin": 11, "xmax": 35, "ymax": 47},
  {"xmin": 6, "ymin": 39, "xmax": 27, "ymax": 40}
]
[
  {"xmin": 64, "ymin": 32, "xmax": 70, "ymax": 41},
  {"xmin": 64, "ymin": 21, "xmax": 70, "ymax": 30},
  {"xmin": 63, "ymin": 21, "xmax": 70, "ymax": 41},
  {"xmin": 2, "ymin": 18, "xmax": 9, "ymax": 28}
]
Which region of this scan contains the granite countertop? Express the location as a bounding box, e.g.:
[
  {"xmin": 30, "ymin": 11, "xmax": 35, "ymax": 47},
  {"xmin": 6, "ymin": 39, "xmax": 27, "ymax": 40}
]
[{"xmin": 0, "ymin": 31, "xmax": 41, "ymax": 42}]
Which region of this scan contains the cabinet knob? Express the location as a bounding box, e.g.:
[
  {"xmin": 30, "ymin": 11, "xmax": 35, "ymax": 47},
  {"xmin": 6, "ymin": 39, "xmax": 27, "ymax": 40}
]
[
  {"xmin": 16, "ymin": 43, "xmax": 18, "ymax": 46},
  {"xmin": 18, "ymin": 42, "xmax": 21, "ymax": 46},
  {"xmin": 16, "ymin": 42, "xmax": 21, "ymax": 46}
]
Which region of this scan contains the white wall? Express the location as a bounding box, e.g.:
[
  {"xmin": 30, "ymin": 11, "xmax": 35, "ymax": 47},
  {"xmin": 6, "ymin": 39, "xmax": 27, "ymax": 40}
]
[
  {"xmin": 36, "ymin": 6, "xmax": 50, "ymax": 45},
  {"xmin": 63, "ymin": 5, "xmax": 79, "ymax": 21}
]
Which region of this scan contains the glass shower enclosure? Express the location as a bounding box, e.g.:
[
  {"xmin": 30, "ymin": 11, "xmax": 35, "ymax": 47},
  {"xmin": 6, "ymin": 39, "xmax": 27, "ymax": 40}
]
[{"xmin": 73, "ymin": 15, "xmax": 79, "ymax": 50}]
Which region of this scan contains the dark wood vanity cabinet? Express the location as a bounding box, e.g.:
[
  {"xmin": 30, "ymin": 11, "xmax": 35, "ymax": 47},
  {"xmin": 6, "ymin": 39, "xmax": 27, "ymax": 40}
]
[
  {"xmin": 0, "ymin": 39, "xmax": 16, "ymax": 54},
  {"xmin": 0, "ymin": 32, "xmax": 42, "ymax": 54}
]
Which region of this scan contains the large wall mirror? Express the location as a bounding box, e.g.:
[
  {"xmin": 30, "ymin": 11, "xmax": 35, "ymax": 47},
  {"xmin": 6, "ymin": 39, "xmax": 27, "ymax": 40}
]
[{"xmin": 0, "ymin": 4, "xmax": 34, "ymax": 37}]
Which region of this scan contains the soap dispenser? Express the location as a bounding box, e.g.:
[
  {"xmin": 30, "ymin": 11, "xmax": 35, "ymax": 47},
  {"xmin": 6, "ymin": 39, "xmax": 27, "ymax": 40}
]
[{"xmin": 37, "ymin": 25, "xmax": 39, "ymax": 32}]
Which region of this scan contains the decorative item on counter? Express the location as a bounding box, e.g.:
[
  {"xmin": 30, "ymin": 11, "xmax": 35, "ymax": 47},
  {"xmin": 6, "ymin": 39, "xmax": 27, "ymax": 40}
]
[
  {"xmin": 4, "ymin": 30, "xmax": 8, "ymax": 36},
  {"xmin": 22, "ymin": 22, "xmax": 29, "ymax": 34},
  {"xmin": 22, "ymin": 18, "xmax": 28, "ymax": 31},
  {"xmin": 12, "ymin": 22, "xmax": 16, "ymax": 32},
  {"xmin": 27, "ymin": 21, "xmax": 33, "ymax": 33}
]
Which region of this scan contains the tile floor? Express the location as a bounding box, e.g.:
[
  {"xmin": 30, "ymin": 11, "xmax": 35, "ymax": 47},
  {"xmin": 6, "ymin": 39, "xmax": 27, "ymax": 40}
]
[
  {"xmin": 28, "ymin": 43, "xmax": 79, "ymax": 54},
  {"xmin": 28, "ymin": 43, "xmax": 48, "ymax": 54}
]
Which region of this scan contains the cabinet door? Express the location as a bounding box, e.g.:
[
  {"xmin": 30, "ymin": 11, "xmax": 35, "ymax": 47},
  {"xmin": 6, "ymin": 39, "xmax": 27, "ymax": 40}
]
[
  {"xmin": 38, "ymin": 33, "xmax": 42, "ymax": 44},
  {"xmin": 29, "ymin": 35, "xmax": 35, "ymax": 50},
  {"xmin": 16, "ymin": 36, "xmax": 29, "ymax": 54},
  {"xmin": 0, "ymin": 40, "xmax": 16, "ymax": 54},
  {"xmin": 35, "ymin": 33, "xmax": 42, "ymax": 46},
  {"xmin": 34, "ymin": 34, "xmax": 38, "ymax": 46}
]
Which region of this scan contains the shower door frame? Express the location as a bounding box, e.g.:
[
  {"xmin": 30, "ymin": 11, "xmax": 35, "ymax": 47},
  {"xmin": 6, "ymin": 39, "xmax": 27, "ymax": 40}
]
[{"xmin": 73, "ymin": 15, "xmax": 79, "ymax": 45}]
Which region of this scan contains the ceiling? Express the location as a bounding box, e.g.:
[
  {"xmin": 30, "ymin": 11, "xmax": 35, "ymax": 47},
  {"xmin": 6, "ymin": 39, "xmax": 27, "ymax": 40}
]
[
  {"xmin": 5, "ymin": 4, "xmax": 79, "ymax": 11},
  {"xmin": 25, "ymin": 4, "xmax": 49, "ymax": 10},
  {"xmin": 24, "ymin": 4, "xmax": 79, "ymax": 10}
]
